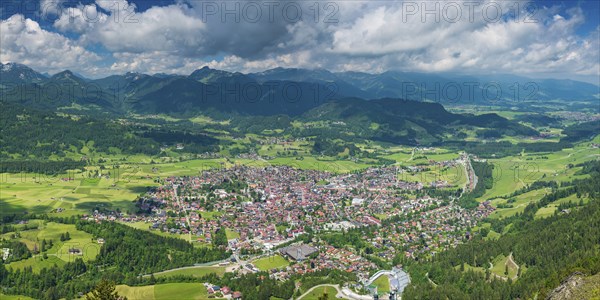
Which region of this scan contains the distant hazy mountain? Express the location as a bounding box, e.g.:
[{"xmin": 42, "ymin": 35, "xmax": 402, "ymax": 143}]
[
  {"xmin": 248, "ymin": 67, "xmax": 598, "ymax": 103},
  {"xmin": 249, "ymin": 67, "xmax": 373, "ymax": 99}
]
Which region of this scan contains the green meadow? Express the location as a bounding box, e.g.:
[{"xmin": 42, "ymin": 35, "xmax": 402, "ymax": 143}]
[
  {"xmin": 225, "ymin": 228, "xmax": 240, "ymax": 240},
  {"xmin": 490, "ymin": 254, "xmax": 519, "ymax": 279},
  {"xmin": 252, "ymin": 254, "xmax": 290, "ymax": 271},
  {"xmin": 113, "ymin": 283, "xmax": 217, "ymax": 300},
  {"xmin": 534, "ymin": 194, "xmax": 588, "ymax": 219},
  {"xmin": 154, "ymin": 266, "xmax": 226, "ymax": 278},
  {"xmin": 488, "ymin": 188, "xmax": 551, "ymax": 219},
  {"xmin": 299, "ymin": 286, "xmax": 336, "ymax": 300},
  {"xmin": 480, "ymin": 142, "xmax": 600, "ymax": 202},
  {"xmin": 4, "ymin": 221, "xmax": 100, "ymax": 272}
]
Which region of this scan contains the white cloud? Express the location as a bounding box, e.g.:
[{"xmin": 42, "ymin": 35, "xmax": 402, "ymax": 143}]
[
  {"xmin": 2, "ymin": 0, "xmax": 597, "ymax": 82},
  {"xmin": 325, "ymin": 1, "xmax": 598, "ymax": 77},
  {"xmin": 54, "ymin": 4, "xmax": 108, "ymax": 33},
  {"xmin": 0, "ymin": 14, "xmax": 101, "ymax": 75},
  {"xmin": 39, "ymin": 0, "xmax": 67, "ymax": 16},
  {"xmin": 70, "ymin": 1, "xmax": 208, "ymax": 56}
]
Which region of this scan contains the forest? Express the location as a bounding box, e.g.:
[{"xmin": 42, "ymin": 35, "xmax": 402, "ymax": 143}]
[
  {"xmin": 458, "ymin": 160, "xmax": 494, "ymax": 209},
  {"xmin": 0, "ymin": 101, "xmax": 160, "ymax": 158},
  {"xmin": 402, "ymin": 160, "xmax": 600, "ymax": 300}
]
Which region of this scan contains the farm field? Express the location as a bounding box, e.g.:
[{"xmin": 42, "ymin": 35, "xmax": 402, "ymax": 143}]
[
  {"xmin": 0, "ymin": 172, "xmax": 151, "ymax": 217},
  {"xmin": 383, "ymin": 148, "xmax": 460, "ymax": 164},
  {"xmin": 479, "ymin": 142, "xmax": 600, "ymax": 202},
  {"xmin": 0, "ymin": 294, "xmax": 35, "ymax": 300},
  {"xmin": 400, "ymin": 165, "xmax": 467, "ymax": 188},
  {"xmin": 488, "ymin": 188, "xmax": 551, "ymax": 219},
  {"xmin": 257, "ymin": 140, "xmax": 312, "ymax": 157},
  {"xmin": 252, "ymin": 254, "xmax": 290, "ymax": 271},
  {"xmin": 0, "ymin": 157, "xmax": 247, "ymax": 218},
  {"xmin": 154, "ymin": 266, "xmax": 226, "ymax": 278},
  {"xmin": 114, "ymin": 283, "xmax": 215, "ymax": 300}
]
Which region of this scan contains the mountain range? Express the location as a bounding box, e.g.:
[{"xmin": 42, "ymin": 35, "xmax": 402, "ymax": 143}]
[
  {"xmin": 1, "ymin": 62, "xmax": 598, "ymax": 116},
  {"xmin": 0, "ymin": 63, "xmax": 598, "ymax": 145},
  {"xmin": 3, "ymin": 62, "xmax": 599, "ymax": 145}
]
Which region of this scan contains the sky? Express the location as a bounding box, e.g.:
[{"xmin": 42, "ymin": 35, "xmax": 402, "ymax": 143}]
[{"xmin": 0, "ymin": 0, "xmax": 599, "ymax": 84}]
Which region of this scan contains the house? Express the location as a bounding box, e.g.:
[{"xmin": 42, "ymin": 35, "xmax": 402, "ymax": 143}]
[
  {"xmin": 232, "ymin": 291, "xmax": 242, "ymax": 299},
  {"xmin": 68, "ymin": 248, "xmax": 82, "ymax": 254},
  {"xmin": 1, "ymin": 248, "xmax": 10, "ymax": 261},
  {"xmin": 221, "ymin": 286, "xmax": 231, "ymax": 295}
]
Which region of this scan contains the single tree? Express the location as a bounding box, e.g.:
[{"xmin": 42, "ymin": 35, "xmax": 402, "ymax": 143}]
[{"xmin": 88, "ymin": 279, "xmax": 127, "ymax": 300}]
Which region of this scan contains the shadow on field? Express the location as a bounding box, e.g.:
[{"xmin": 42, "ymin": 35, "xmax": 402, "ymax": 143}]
[
  {"xmin": 127, "ymin": 186, "xmax": 152, "ymax": 194},
  {"xmin": 75, "ymin": 200, "xmax": 136, "ymax": 212}
]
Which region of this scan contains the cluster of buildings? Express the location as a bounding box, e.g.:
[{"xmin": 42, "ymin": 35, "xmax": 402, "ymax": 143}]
[{"xmin": 99, "ymin": 159, "xmax": 494, "ymax": 281}]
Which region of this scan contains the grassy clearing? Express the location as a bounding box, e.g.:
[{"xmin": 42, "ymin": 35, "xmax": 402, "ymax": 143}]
[
  {"xmin": 154, "ymin": 283, "xmax": 210, "ymax": 300},
  {"xmin": 534, "ymin": 194, "xmax": 587, "ymax": 219},
  {"xmin": 464, "ymin": 263, "xmax": 486, "ymax": 274},
  {"xmin": 252, "ymin": 254, "xmax": 289, "ymax": 271},
  {"xmin": 300, "ymin": 286, "xmax": 335, "ymax": 300},
  {"xmin": 490, "ymin": 254, "xmax": 518, "ymax": 279},
  {"xmin": 488, "ymin": 188, "xmax": 551, "ymax": 219},
  {"xmin": 225, "ymin": 228, "xmax": 240, "ymax": 240},
  {"xmin": 115, "ymin": 285, "xmax": 156, "ymax": 300},
  {"xmin": 7, "ymin": 255, "xmax": 66, "ymax": 273},
  {"xmin": 154, "ymin": 266, "xmax": 226, "ymax": 278},
  {"xmin": 114, "ymin": 283, "xmax": 213, "ymax": 300}
]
